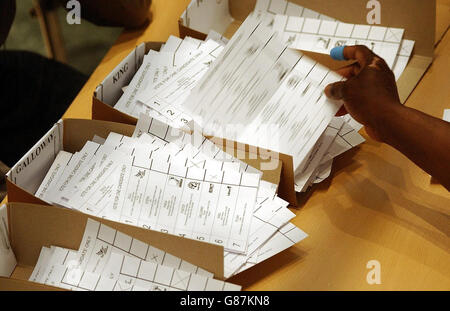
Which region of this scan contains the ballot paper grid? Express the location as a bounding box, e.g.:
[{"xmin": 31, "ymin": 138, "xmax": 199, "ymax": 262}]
[
  {"xmin": 309, "ymin": 118, "xmax": 366, "ymax": 185},
  {"xmin": 132, "ymin": 113, "xmax": 261, "ymax": 175},
  {"xmin": 254, "ymin": 0, "xmax": 413, "ymax": 75},
  {"xmin": 114, "ymin": 35, "xmax": 220, "ymax": 127},
  {"xmin": 275, "ymin": 15, "xmax": 403, "ymax": 69},
  {"xmin": 30, "ymin": 219, "xmax": 241, "ymax": 291},
  {"xmin": 77, "ymin": 218, "xmax": 214, "ymax": 278},
  {"xmin": 36, "ymin": 143, "xmax": 253, "ymax": 254},
  {"xmin": 33, "ymin": 253, "xmax": 239, "ymax": 292},
  {"xmin": 123, "ymin": 129, "xmax": 294, "ymax": 264},
  {"xmin": 102, "ymin": 252, "xmax": 241, "ymax": 291},
  {"xmin": 33, "ymin": 135, "xmax": 305, "ymax": 276}
]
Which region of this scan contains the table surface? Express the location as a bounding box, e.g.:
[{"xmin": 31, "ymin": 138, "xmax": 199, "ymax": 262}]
[{"xmin": 13, "ymin": 0, "xmax": 450, "ymax": 290}]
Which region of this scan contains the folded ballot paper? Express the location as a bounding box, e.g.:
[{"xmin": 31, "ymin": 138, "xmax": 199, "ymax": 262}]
[{"xmin": 34, "ymin": 112, "xmax": 308, "ymax": 281}]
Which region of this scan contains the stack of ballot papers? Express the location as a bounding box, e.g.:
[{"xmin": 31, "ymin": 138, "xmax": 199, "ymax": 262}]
[
  {"xmin": 177, "ymin": 0, "xmax": 420, "ymax": 190},
  {"xmin": 114, "ymin": 9, "xmax": 365, "ymax": 192},
  {"xmin": 29, "ymin": 219, "xmax": 241, "ymax": 291},
  {"xmin": 35, "ymin": 113, "xmax": 308, "ymax": 279}
]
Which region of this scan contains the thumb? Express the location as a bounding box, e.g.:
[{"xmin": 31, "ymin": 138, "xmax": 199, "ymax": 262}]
[{"xmin": 324, "ymin": 81, "xmax": 347, "ymax": 100}]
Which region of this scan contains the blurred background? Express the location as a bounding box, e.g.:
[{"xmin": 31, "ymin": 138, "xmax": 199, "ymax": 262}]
[{"xmin": 3, "ymin": 0, "xmax": 122, "ymax": 75}]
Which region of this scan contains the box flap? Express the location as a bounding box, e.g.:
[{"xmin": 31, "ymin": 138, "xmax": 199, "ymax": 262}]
[
  {"xmin": 94, "ymin": 42, "xmax": 147, "ymax": 106},
  {"xmin": 6, "ymin": 122, "xmax": 63, "ymax": 198},
  {"xmin": 62, "ymin": 118, "xmax": 136, "ymax": 153},
  {"xmin": 92, "ymin": 96, "xmax": 139, "ymax": 125}
]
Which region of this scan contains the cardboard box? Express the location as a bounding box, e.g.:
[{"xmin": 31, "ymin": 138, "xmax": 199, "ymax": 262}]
[
  {"xmin": 179, "ymin": 0, "xmax": 437, "ymax": 104},
  {"xmin": 92, "ymin": 44, "xmax": 298, "ymax": 205},
  {"xmin": 0, "ymin": 202, "xmax": 225, "ymax": 289},
  {"xmin": 6, "ymin": 118, "xmax": 288, "ymax": 279},
  {"xmin": 6, "ymin": 119, "xmax": 133, "ymax": 206}
]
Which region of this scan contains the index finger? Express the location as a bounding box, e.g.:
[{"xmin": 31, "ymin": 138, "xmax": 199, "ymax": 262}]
[
  {"xmin": 331, "ymin": 45, "xmax": 375, "ymax": 68},
  {"xmin": 342, "ymin": 45, "xmax": 375, "ymax": 68}
]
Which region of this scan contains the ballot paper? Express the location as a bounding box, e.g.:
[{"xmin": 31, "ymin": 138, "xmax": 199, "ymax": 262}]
[
  {"xmin": 34, "ymin": 151, "xmax": 73, "ymax": 202},
  {"xmin": 72, "ymin": 219, "xmax": 213, "ymax": 278},
  {"xmin": 273, "ymin": 14, "xmax": 403, "ymax": 69},
  {"xmin": 295, "ymin": 116, "xmax": 365, "ymax": 191},
  {"xmin": 30, "ymin": 218, "xmax": 241, "ymax": 291},
  {"xmin": 101, "ymin": 252, "xmax": 241, "ymax": 291},
  {"xmin": 136, "ymin": 39, "xmax": 224, "ymax": 125},
  {"xmin": 443, "ymin": 109, "xmax": 450, "ymax": 122},
  {"xmin": 0, "ymin": 204, "xmax": 17, "ymax": 277},
  {"xmin": 116, "ymin": 42, "xmax": 204, "ymax": 120},
  {"xmin": 392, "ymin": 39, "xmax": 415, "ymax": 80},
  {"xmin": 312, "ymin": 159, "xmax": 333, "ymax": 184},
  {"xmin": 57, "ymin": 145, "xmax": 260, "ymax": 253},
  {"xmin": 255, "ymin": 0, "xmax": 413, "ymax": 76},
  {"xmin": 223, "ymin": 195, "xmax": 296, "ymax": 277},
  {"xmin": 294, "ymin": 117, "xmax": 344, "ymax": 192},
  {"xmin": 322, "ymin": 118, "xmax": 366, "ymax": 162},
  {"xmin": 230, "ymin": 222, "xmax": 308, "ymax": 277}
]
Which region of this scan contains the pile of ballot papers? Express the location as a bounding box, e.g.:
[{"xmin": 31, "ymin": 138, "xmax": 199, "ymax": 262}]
[
  {"xmin": 30, "ymin": 219, "xmax": 242, "ymax": 291},
  {"xmin": 176, "ymin": 0, "xmax": 418, "ymax": 190},
  {"xmin": 114, "ymin": 9, "xmax": 368, "ymax": 192},
  {"xmin": 35, "ymin": 112, "xmax": 307, "ymax": 280}
]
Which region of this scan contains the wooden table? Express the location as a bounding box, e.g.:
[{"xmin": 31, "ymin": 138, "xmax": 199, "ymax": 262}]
[{"xmin": 11, "ymin": 0, "xmax": 450, "ymax": 290}]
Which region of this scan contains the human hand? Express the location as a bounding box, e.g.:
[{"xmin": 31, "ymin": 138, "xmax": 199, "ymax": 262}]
[{"xmin": 325, "ymin": 45, "xmax": 402, "ymax": 141}]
